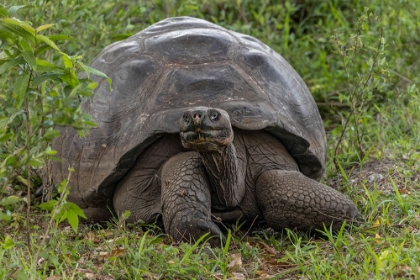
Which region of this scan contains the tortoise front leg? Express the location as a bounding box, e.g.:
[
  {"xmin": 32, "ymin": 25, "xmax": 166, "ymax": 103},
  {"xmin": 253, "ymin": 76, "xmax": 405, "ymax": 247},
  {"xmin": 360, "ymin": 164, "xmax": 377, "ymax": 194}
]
[
  {"xmin": 256, "ymin": 170, "xmax": 360, "ymax": 231},
  {"xmin": 161, "ymin": 151, "xmax": 223, "ymax": 245}
]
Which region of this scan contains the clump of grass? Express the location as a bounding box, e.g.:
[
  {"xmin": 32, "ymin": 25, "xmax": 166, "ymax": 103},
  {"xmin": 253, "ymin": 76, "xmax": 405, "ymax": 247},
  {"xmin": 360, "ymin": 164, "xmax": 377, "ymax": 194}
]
[{"xmin": 1, "ymin": 0, "xmax": 420, "ymax": 279}]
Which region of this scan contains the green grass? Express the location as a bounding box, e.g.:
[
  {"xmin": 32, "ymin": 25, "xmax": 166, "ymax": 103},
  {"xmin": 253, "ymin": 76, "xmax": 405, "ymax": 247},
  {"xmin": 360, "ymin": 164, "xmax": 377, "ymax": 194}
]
[{"xmin": 1, "ymin": 0, "xmax": 420, "ymax": 279}]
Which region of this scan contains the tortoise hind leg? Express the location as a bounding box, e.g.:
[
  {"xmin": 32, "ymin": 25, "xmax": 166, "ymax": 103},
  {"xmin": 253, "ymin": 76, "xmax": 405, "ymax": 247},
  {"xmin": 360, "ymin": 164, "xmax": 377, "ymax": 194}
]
[
  {"xmin": 113, "ymin": 135, "xmax": 184, "ymax": 224},
  {"xmin": 113, "ymin": 166, "xmax": 162, "ymax": 225},
  {"xmin": 256, "ymin": 170, "xmax": 360, "ymax": 231},
  {"xmin": 161, "ymin": 151, "xmax": 223, "ymax": 246},
  {"xmin": 82, "ymin": 207, "xmax": 114, "ymax": 223}
]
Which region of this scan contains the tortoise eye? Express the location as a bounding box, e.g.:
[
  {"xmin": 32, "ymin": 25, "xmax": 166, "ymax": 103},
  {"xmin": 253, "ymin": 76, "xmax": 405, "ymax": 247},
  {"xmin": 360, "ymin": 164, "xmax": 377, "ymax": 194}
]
[
  {"xmin": 183, "ymin": 113, "xmax": 190, "ymax": 123},
  {"xmin": 210, "ymin": 111, "xmax": 219, "ymax": 121}
]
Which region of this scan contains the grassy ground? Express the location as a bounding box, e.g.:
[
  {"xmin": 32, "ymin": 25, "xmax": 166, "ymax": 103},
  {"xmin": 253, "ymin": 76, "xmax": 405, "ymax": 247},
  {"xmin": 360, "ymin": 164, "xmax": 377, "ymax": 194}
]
[{"xmin": 1, "ymin": 0, "xmax": 420, "ymax": 279}]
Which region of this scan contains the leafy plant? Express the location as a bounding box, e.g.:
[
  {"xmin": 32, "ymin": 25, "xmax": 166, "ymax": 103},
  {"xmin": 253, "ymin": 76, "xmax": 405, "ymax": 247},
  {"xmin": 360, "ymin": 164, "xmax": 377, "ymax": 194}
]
[
  {"xmin": 331, "ymin": 11, "xmax": 389, "ymax": 166},
  {"xmin": 0, "ymin": 4, "xmax": 110, "ymax": 249}
]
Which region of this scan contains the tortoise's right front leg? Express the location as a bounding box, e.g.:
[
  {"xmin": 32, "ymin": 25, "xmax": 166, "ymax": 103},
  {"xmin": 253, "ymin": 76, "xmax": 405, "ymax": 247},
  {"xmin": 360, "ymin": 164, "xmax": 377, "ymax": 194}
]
[{"xmin": 161, "ymin": 151, "xmax": 223, "ymax": 245}]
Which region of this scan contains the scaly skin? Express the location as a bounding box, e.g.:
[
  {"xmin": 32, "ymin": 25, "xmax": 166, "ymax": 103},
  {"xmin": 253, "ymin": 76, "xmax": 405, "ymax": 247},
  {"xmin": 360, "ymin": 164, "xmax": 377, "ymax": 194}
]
[
  {"xmin": 113, "ymin": 134, "xmax": 184, "ymax": 224},
  {"xmin": 200, "ymin": 143, "xmax": 245, "ymax": 210},
  {"xmin": 256, "ymin": 170, "xmax": 360, "ymax": 231},
  {"xmin": 160, "ymin": 152, "xmax": 223, "ymax": 246}
]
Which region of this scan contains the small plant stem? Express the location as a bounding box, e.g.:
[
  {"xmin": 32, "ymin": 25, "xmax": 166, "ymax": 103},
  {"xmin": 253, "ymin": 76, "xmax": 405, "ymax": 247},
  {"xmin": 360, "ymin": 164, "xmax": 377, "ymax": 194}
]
[
  {"xmin": 41, "ymin": 169, "xmax": 73, "ymax": 245},
  {"xmin": 333, "ymin": 40, "xmax": 354, "ymax": 170},
  {"xmin": 23, "ymin": 67, "xmax": 35, "ymax": 254},
  {"xmin": 350, "ymin": 20, "xmax": 365, "ymax": 159},
  {"xmin": 25, "ymin": 98, "xmax": 32, "ymax": 254},
  {"xmin": 362, "ymin": 28, "xmax": 384, "ymax": 90},
  {"xmin": 33, "ymin": 170, "xmax": 73, "ymax": 278},
  {"xmin": 333, "ymin": 19, "xmax": 384, "ymax": 168}
]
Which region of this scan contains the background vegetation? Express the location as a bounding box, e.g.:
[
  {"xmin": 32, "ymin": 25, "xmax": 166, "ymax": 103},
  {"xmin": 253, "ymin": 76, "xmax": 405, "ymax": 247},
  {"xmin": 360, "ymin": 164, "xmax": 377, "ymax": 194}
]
[{"xmin": 1, "ymin": 0, "xmax": 419, "ymax": 279}]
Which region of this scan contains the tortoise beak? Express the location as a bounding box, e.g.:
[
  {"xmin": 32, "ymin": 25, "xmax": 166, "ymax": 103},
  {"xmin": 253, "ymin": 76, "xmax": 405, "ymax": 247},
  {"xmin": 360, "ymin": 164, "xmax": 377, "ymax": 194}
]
[
  {"xmin": 181, "ymin": 109, "xmax": 207, "ymax": 132},
  {"xmin": 191, "ymin": 109, "xmax": 206, "ymax": 131}
]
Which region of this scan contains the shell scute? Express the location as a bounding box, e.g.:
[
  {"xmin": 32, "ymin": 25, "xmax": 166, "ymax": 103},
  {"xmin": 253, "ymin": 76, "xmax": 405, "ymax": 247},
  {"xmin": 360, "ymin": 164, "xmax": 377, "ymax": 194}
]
[{"xmin": 146, "ymin": 29, "xmax": 234, "ymax": 64}]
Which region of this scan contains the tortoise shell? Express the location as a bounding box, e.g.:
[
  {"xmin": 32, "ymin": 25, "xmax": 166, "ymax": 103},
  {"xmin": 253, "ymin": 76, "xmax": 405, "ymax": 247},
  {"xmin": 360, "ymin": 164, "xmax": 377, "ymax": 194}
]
[{"xmin": 52, "ymin": 17, "xmax": 326, "ymax": 209}]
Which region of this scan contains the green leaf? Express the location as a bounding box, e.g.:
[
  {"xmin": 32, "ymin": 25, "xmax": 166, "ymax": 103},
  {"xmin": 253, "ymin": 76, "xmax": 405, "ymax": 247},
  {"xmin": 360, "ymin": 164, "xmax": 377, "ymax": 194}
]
[
  {"xmin": 50, "ymin": 201, "xmax": 86, "ymax": 232},
  {"xmin": 21, "ymin": 50, "xmax": 37, "ymax": 70},
  {"xmin": 36, "ymin": 58, "xmax": 59, "ymax": 72},
  {"xmin": 42, "ymin": 129, "xmax": 60, "ymax": 140},
  {"xmin": 0, "ymin": 117, "xmax": 7, "ymax": 128},
  {"xmin": 1, "ymin": 154, "xmax": 15, "ymax": 167},
  {"xmin": 57, "ymin": 207, "xmax": 68, "ymax": 223},
  {"xmin": 45, "ymin": 146, "xmax": 57, "ymax": 155},
  {"xmin": 0, "ymin": 132, "xmax": 12, "ymax": 142},
  {"xmin": 39, "ymin": 199, "xmax": 59, "ymax": 211},
  {"xmin": 36, "ymin": 34, "xmax": 60, "ymax": 51},
  {"xmin": 68, "ymin": 201, "xmax": 86, "ymax": 218},
  {"xmin": 34, "ymin": 44, "xmax": 51, "ymax": 56},
  {"xmin": 28, "ymin": 158, "xmax": 44, "ymax": 167},
  {"xmin": 7, "ymin": 109, "xmax": 24, "ymax": 124},
  {"xmin": 83, "ymin": 120, "xmax": 97, "ymax": 127},
  {"xmin": 0, "ymin": 57, "xmax": 23, "ymax": 74},
  {"xmin": 77, "ymin": 129, "xmax": 85, "ymax": 137},
  {"xmin": 18, "ymin": 36, "xmax": 32, "ymax": 51},
  {"xmin": 60, "ymin": 69, "xmax": 79, "ymax": 87},
  {"xmin": 0, "ymin": 196, "xmax": 22, "ymax": 206},
  {"xmin": 13, "ymin": 72, "xmax": 30, "ymax": 109},
  {"xmin": 77, "ymin": 89, "xmax": 94, "ymax": 97},
  {"xmin": 2, "ymin": 235, "xmax": 14, "ymax": 249},
  {"xmin": 0, "ymin": 29, "xmax": 16, "ymax": 41},
  {"xmin": 32, "ymin": 73, "xmax": 62, "ymax": 86},
  {"xmin": 60, "ymin": 52, "xmax": 73, "ymax": 68},
  {"xmin": 7, "ymin": 5, "xmax": 28, "ymax": 17},
  {"xmin": 0, "ymin": 211, "xmax": 12, "ymax": 221},
  {"xmin": 36, "ymin": 23, "xmax": 54, "ymax": 32},
  {"xmin": 120, "ymin": 210, "xmax": 131, "ymax": 220},
  {"xmin": 67, "ymin": 83, "xmax": 83, "ymax": 99},
  {"xmin": 57, "ymin": 179, "xmax": 69, "ymax": 193},
  {"xmin": 16, "ymin": 175, "xmax": 28, "ymax": 187},
  {"xmin": 19, "ymin": 38, "xmax": 32, "ymax": 51},
  {"xmin": 87, "ymin": 81, "xmax": 98, "ymax": 89},
  {"xmin": 78, "ymin": 61, "xmax": 112, "ymax": 90},
  {"xmin": 0, "ymin": 6, "xmax": 7, "ymax": 18},
  {"xmin": 0, "ymin": 18, "xmax": 35, "ymax": 44},
  {"xmin": 67, "ymin": 210, "xmax": 79, "ymax": 232}
]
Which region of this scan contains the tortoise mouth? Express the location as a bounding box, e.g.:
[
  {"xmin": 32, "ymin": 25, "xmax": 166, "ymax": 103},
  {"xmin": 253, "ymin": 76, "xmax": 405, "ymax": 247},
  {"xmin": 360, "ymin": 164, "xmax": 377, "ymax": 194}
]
[{"xmin": 180, "ymin": 129, "xmax": 233, "ymax": 152}]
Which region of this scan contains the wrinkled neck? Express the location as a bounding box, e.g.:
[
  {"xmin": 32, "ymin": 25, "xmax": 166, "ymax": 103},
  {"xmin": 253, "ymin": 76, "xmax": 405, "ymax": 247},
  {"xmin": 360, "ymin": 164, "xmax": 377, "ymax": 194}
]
[{"xmin": 200, "ymin": 143, "xmax": 244, "ymax": 209}]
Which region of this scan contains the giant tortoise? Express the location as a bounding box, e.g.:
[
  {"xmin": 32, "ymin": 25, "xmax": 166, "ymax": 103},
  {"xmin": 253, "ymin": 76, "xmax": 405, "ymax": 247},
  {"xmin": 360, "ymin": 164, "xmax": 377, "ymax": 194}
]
[{"xmin": 52, "ymin": 16, "xmax": 360, "ymax": 244}]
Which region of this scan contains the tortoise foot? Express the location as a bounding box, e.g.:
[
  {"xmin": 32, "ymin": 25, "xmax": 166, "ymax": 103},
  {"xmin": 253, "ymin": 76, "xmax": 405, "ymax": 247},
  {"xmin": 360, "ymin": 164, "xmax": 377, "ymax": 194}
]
[{"xmin": 169, "ymin": 209, "xmax": 224, "ymax": 246}]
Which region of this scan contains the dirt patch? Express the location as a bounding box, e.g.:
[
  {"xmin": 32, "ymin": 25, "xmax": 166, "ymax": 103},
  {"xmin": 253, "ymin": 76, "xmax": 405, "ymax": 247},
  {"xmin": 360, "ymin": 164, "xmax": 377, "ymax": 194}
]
[{"xmin": 327, "ymin": 158, "xmax": 420, "ymax": 195}]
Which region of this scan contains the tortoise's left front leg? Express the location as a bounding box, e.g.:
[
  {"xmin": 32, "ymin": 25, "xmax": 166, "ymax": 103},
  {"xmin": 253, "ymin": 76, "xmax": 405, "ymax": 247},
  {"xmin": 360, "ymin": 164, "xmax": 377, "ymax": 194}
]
[{"xmin": 256, "ymin": 170, "xmax": 360, "ymax": 231}]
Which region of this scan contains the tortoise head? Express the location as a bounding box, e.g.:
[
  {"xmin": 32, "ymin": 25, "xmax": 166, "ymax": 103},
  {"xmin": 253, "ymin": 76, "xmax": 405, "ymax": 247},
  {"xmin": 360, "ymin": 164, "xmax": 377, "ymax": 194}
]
[{"xmin": 179, "ymin": 107, "xmax": 233, "ymax": 152}]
